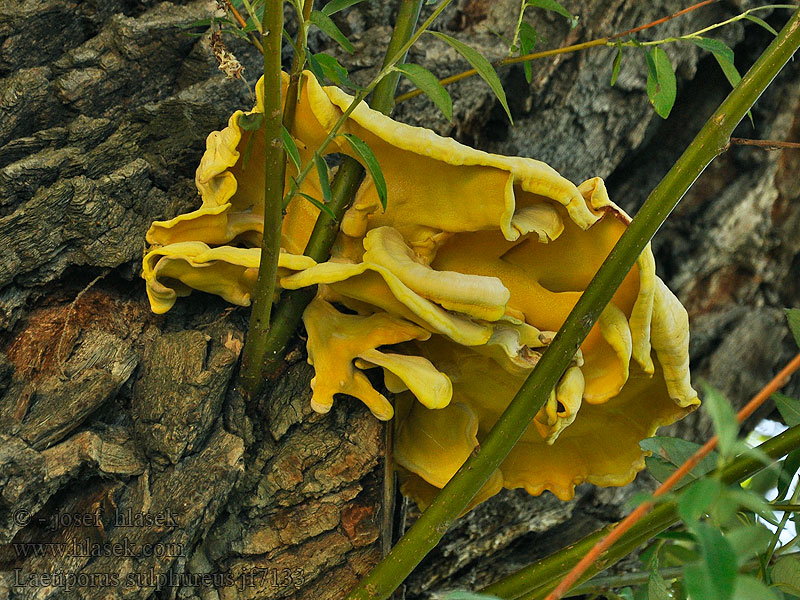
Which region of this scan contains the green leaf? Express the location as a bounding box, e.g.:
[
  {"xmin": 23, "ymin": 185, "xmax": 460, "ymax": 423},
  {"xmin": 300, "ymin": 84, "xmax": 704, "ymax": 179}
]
[
  {"xmin": 640, "ymin": 436, "xmax": 720, "ymax": 484},
  {"xmin": 787, "ymin": 308, "xmax": 800, "ymax": 348},
  {"xmin": 518, "ymin": 23, "xmax": 538, "ymax": 83},
  {"xmin": 702, "ymin": 383, "xmax": 739, "ymax": 458},
  {"xmin": 695, "ymin": 37, "xmax": 742, "ymax": 88},
  {"xmin": 744, "ymin": 14, "xmax": 779, "ymax": 37},
  {"xmin": 686, "ymin": 522, "xmax": 738, "ymax": 600},
  {"xmin": 238, "ymin": 112, "xmax": 264, "ymax": 131},
  {"xmin": 241, "ymin": 128, "xmax": 257, "ymax": 171},
  {"xmin": 723, "ymin": 488, "xmax": 777, "ymax": 525},
  {"xmin": 526, "ymin": 0, "xmax": 578, "ymax": 28},
  {"xmin": 341, "ymin": 133, "xmax": 388, "ymax": 210},
  {"xmin": 394, "ymin": 63, "xmax": 453, "ymax": 121},
  {"xmin": 309, "ymin": 10, "xmax": 355, "ymax": 53},
  {"xmin": 678, "ymin": 478, "xmax": 722, "ymax": 523},
  {"xmin": 726, "ymin": 523, "xmax": 773, "ymax": 566},
  {"xmin": 732, "ymin": 575, "xmax": 781, "ymax": 600},
  {"xmin": 611, "ymin": 43, "xmax": 623, "ymax": 86},
  {"xmin": 308, "ymin": 53, "xmax": 363, "ymax": 89},
  {"xmin": 772, "ymin": 555, "xmax": 800, "ymax": 596},
  {"xmin": 428, "ymin": 31, "xmax": 513, "ymax": 124},
  {"xmin": 648, "ymin": 568, "xmax": 673, "ymax": 600},
  {"xmin": 691, "ymin": 37, "xmax": 734, "ymax": 65},
  {"xmin": 645, "ymin": 47, "xmax": 677, "ymax": 119},
  {"xmin": 778, "ymin": 449, "xmax": 800, "ymax": 498},
  {"xmin": 313, "ymin": 153, "xmax": 332, "ymax": 204},
  {"xmin": 321, "ymin": 0, "xmax": 366, "ymax": 17},
  {"xmin": 282, "ymin": 126, "xmax": 301, "ymax": 172},
  {"xmin": 297, "ymin": 192, "xmax": 337, "ymax": 220},
  {"xmin": 691, "ymin": 38, "xmax": 750, "ymax": 125},
  {"xmin": 775, "ymin": 392, "xmax": 800, "ymax": 427}
]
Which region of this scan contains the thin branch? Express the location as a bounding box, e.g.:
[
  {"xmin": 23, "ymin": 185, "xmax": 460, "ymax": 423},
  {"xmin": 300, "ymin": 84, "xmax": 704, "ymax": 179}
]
[
  {"xmin": 546, "ymin": 353, "xmax": 800, "ymax": 600},
  {"xmin": 396, "ymin": 0, "xmax": 723, "ymax": 104},
  {"xmin": 609, "ymin": 0, "xmax": 718, "ymax": 40},
  {"xmin": 222, "ymin": 0, "xmax": 264, "ymax": 53},
  {"xmin": 283, "ymin": 0, "xmax": 314, "ymax": 135},
  {"xmin": 729, "ymin": 137, "xmax": 800, "ymax": 150}
]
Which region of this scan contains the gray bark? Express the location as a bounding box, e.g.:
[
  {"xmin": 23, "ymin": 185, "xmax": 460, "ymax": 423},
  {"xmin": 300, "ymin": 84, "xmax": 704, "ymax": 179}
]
[{"xmin": 0, "ymin": 1, "xmax": 798, "ymax": 599}]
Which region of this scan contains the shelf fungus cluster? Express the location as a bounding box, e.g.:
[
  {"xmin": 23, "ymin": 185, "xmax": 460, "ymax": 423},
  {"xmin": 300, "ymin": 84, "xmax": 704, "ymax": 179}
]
[{"xmin": 143, "ymin": 71, "xmax": 699, "ymax": 506}]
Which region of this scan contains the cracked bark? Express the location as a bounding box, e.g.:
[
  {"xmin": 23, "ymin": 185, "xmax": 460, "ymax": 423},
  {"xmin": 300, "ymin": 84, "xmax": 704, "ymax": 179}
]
[{"xmin": 0, "ymin": 1, "xmax": 798, "ymax": 599}]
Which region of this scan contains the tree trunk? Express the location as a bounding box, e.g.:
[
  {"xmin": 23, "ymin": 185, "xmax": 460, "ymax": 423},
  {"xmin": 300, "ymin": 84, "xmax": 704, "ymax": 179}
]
[{"xmin": 0, "ymin": 1, "xmax": 798, "ymax": 599}]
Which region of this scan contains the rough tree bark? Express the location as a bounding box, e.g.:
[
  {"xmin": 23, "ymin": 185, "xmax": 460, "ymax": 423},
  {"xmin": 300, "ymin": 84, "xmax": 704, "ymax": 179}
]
[{"xmin": 0, "ymin": 1, "xmax": 798, "ymax": 599}]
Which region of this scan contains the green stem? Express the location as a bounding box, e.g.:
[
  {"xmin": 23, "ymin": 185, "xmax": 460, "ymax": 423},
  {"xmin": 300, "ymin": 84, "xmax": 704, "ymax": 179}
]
[
  {"xmin": 283, "ymin": 0, "xmax": 453, "ymax": 206},
  {"xmin": 395, "ymin": 38, "xmax": 609, "ymax": 103},
  {"xmin": 346, "ymin": 8, "xmax": 800, "ymax": 600},
  {"xmin": 283, "ymin": 0, "xmax": 314, "ymax": 136},
  {"xmin": 485, "ymin": 424, "xmax": 800, "ymax": 600},
  {"xmin": 239, "ymin": 0, "xmax": 285, "ymax": 397},
  {"xmin": 763, "ymin": 482, "xmax": 800, "ymax": 580},
  {"xmin": 257, "ymin": 0, "xmax": 426, "ymax": 380},
  {"xmin": 627, "ymin": 5, "xmax": 799, "ymax": 47}
]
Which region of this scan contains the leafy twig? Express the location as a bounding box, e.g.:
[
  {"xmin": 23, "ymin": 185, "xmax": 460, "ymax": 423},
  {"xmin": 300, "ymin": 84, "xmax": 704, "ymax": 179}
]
[
  {"xmin": 345, "ymin": 8, "xmax": 800, "ymax": 600},
  {"xmin": 546, "ymin": 352, "xmax": 800, "ymax": 600},
  {"xmin": 221, "ymin": 0, "xmax": 264, "ymax": 52},
  {"xmin": 395, "ymin": 3, "xmax": 798, "ymax": 104},
  {"xmin": 282, "ymin": 0, "xmax": 454, "ymax": 207},
  {"xmin": 255, "ymin": 0, "xmax": 430, "ymax": 385},
  {"xmin": 608, "ymin": 0, "xmax": 718, "ymax": 40},
  {"xmin": 483, "ymin": 423, "xmax": 800, "ymax": 599}
]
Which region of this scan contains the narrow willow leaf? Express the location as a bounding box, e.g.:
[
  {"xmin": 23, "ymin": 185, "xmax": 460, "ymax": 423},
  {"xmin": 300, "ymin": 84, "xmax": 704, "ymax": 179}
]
[
  {"xmin": 518, "ymin": 22, "xmax": 538, "ymax": 83},
  {"xmin": 342, "ymin": 133, "xmax": 388, "ymax": 210},
  {"xmin": 678, "ymin": 478, "xmax": 722, "ymax": 523},
  {"xmin": 308, "ymin": 52, "xmax": 363, "ymax": 89},
  {"xmin": 298, "ymin": 192, "xmax": 337, "ymax": 220},
  {"xmin": 610, "ymin": 43, "xmax": 623, "ymax": 86},
  {"xmin": 394, "ymin": 63, "xmax": 453, "ymax": 121},
  {"xmin": 526, "ymin": 0, "xmax": 577, "ymax": 27},
  {"xmin": 744, "ymin": 14, "xmax": 779, "ymax": 37},
  {"xmin": 241, "ymin": 130, "xmax": 257, "ymax": 171},
  {"xmin": 726, "ymin": 524, "xmax": 773, "ymax": 566},
  {"xmin": 775, "ymin": 392, "xmax": 800, "ymax": 427},
  {"xmin": 309, "ymin": 10, "xmax": 355, "ymax": 53},
  {"xmin": 307, "ymin": 51, "xmax": 325, "ymax": 83},
  {"xmin": 238, "ymin": 112, "xmax": 264, "ymax": 131},
  {"xmin": 771, "ymin": 555, "xmax": 800, "ymax": 596},
  {"xmin": 702, "ymin": 383, "xmax": 739, "ymax": 459},
  {"xmin": 428, "ymin": 31, "xmax": 513, "ymax": 123},
  {"xmin": 321, "ymin": 0, "xmax": 366, "ymax": 16},
  {"xmin": 732, "ymin": 576, "xmax": 781, "ymax": 600},
  {"xmin": 282, "ymin": 126, "xmax": 301, "ymax": 172},
  {"xmin": 787, "ymin": 308, "xmax": 800, "ymax": 348},
  {"xmin": 640, "ymin": 436, "xmax": 719, "ymax": 483},
  {"xmin": 313, "ymin": 153, "xmax": 332, "ymax": 204},
  {"xmin": 645, "ymin": 47, "xmax": 677, "ymax": 119},
  {"xmin": 691, "ymin": 37, "xmax": 734, "ymax": 64},
  {"xmin": 648, "ymin": 569, "xmax": 673, "ymax": 600},
  {"xmin": 778, "ymin": 449, "xmax": 800, "ymax": 498},
  {"xmin": 691, "ymin": 37, "xmax": 749, "ymax": 125},
  {"xmin": 689, "ymin": 522, "xmax": 738, "ymax": 600}
]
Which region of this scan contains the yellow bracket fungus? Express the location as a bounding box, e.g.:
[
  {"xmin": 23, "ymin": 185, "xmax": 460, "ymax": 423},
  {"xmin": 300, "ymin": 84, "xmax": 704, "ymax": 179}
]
[{"xmin": 143, "ymin": 70, "xmax": 699, "ymax": 506}]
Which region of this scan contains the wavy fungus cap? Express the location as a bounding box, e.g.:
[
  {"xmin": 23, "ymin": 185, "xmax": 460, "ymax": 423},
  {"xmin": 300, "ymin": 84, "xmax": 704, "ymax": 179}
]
[{"xmin": 142, "ymin": 70, "xmax": 699, "ymax": 505}]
